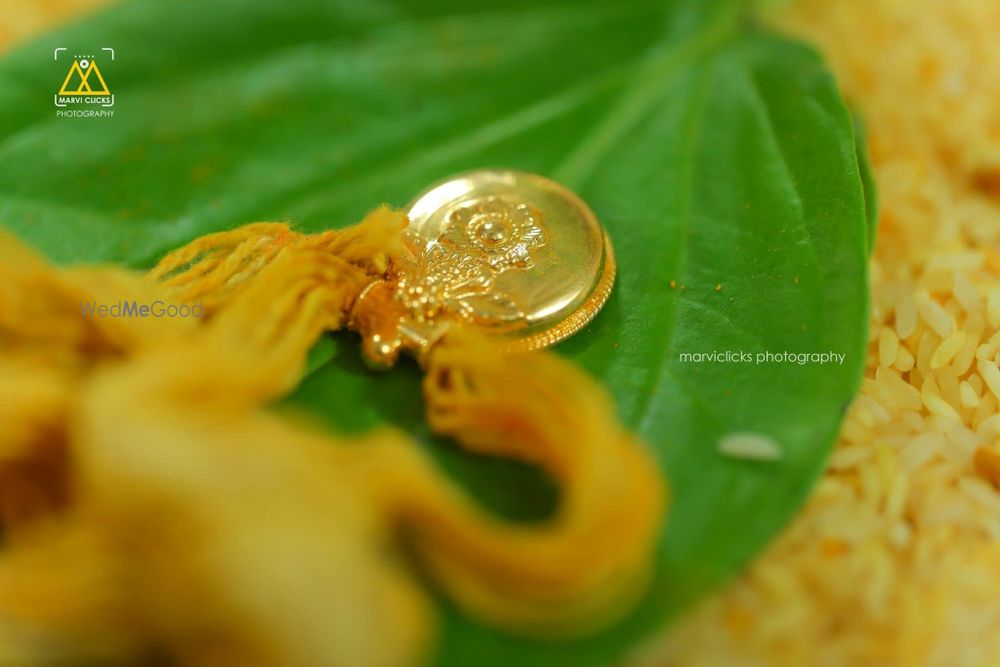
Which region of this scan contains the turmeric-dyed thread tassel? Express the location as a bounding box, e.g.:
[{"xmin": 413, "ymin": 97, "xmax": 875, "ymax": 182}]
[
  {"xmin": 395, "ymin": 329, "xmax": 665, "ymax": 635},
  {"xmin": 0, "ymin": 170, "xmax": 667, "ymax": 667}
]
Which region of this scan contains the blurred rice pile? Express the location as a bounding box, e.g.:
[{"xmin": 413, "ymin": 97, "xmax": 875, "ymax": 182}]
[{"xmin": 639, "ymin": 1, "xmax": 1000, "ymax": 665}]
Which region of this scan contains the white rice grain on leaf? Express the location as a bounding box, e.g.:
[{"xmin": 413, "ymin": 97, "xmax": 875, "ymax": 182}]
[{"xmin": 718, "ymin": 432, "xmax": 783, "ymax": 462}]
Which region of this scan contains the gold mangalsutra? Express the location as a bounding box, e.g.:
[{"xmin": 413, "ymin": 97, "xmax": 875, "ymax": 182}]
[{"xmin": 353, "ymin": 169, "xmax": 615, "ymax": 366}]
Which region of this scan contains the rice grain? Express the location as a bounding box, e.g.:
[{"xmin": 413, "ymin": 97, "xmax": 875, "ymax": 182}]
[
  {"xmin": 917, "ymin": 292, "xmax": 956, "ymax": 337},
  {"xmin": 931, "ymin": 331, "xmax": 967, "ymax": 369},
  {"xmin": 879, "ymin": 327, "xmax": 900, "ymax": 367},
  {"xmin": 717, "ymin": 432, "xmax": 783, "ymax": 461},
  {"xmin": 977, "ymin": 358, "xmax": 1000, "ymax": 400}
]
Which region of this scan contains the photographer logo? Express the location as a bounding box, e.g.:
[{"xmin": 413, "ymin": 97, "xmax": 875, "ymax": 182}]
[{"xmin": 53, "ymin": 47, "xmax": 115, "ymax": 117}]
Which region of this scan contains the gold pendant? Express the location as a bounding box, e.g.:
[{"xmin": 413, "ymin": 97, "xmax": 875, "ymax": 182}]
[{"xmin": 353, "ymin": 169, "xmax": 616, "ymax": 367}]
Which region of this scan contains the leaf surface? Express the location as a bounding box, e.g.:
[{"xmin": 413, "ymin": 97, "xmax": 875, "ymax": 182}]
[{"xmin": 0, "ymin": 1, "xmax": 869, "ymax": 665}]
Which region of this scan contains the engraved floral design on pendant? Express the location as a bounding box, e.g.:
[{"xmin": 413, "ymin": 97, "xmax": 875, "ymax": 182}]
[{"xmin": 395, "ymin": 196, "xmax": 546, "ymax": 330}]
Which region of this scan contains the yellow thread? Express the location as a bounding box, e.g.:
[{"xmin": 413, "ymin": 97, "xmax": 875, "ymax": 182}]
[{"xmin": 0, "ymin": 208, "xmax": 665, "ymax": 666}]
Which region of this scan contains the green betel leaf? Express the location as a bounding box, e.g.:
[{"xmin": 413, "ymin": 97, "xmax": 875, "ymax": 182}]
[
  {"xmin": 853, "ymin": 113, "xmax": 880, "ymax": 254},
  {"xmin": 0, "ymin": 0, "xmax": 869, "ymax": 665}
]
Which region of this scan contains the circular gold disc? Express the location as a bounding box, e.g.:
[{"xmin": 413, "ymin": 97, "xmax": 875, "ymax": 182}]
[{"xmin": 404, "ymin": 169, "xmax": 615, "ymax": 350}]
